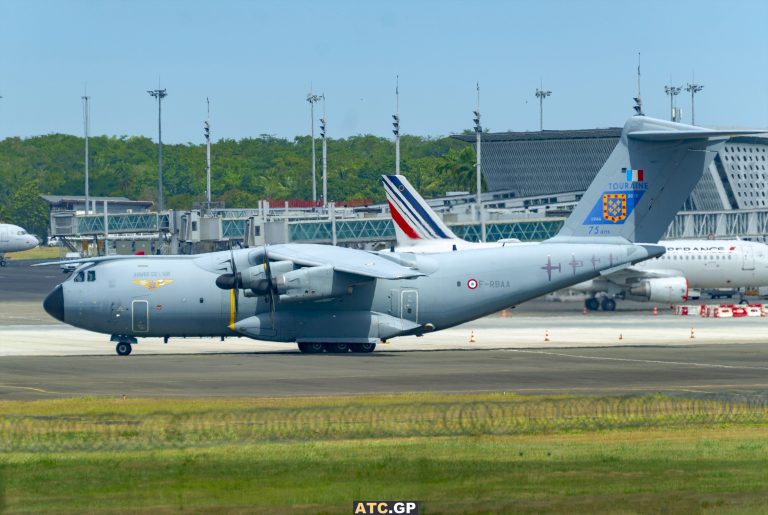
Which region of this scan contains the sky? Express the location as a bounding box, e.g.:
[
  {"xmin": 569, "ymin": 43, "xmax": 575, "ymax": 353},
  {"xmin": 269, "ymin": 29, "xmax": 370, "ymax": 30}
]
[{"xmin": 0, "ymin": 0, "xmax": 767, "ymax": 143}]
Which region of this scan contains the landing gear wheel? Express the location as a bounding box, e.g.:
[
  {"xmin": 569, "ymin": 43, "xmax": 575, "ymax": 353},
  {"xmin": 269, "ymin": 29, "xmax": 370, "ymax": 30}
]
[
  {"xmin": 115, "ymin": 342, "xmax": 132, "ymax": 356},
  {"xmin": 324, "ymin": 342, "xmax": 350, "ymax": 353},
  {"xmin": 350, "ymin": 342, "xmax": 376, "ymax": 353},
  {"xmin": 0, "ymin": 258, "xmax": 6, "ymax": 267},
  {"xmin": 585, "ymin": 298, "xmax": 599, "ymax": 311},
  {"xmin": 601, "ymin": 298, "xmax": 617, "ymax": 311},
  {"xmin": 298, "ymin": 342, "xmax": 325, "ymax": 354}
]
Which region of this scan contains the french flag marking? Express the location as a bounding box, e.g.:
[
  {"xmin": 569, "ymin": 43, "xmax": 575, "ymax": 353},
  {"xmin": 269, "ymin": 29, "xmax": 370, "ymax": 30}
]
[{"xmin": 624, "ymin": 168, "xmax": 644, "ymax": 182}]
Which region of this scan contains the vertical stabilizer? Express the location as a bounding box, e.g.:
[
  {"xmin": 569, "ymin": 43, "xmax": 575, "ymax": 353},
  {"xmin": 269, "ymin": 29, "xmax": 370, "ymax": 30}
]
[
  {"xmin": 555, "ymin": 116, "xmax": 762, "ymax": 243},
  {"xmin": 382, "ymin": 174, "xmax": 459, "ymax": 245}
]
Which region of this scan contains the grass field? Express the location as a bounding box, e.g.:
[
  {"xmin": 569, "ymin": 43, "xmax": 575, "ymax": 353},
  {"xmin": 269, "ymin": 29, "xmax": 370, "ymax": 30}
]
[
  {"xmin": 6, "ymin": 246, "xmax": 61, "ymax": 260},
  {"xmin": 1, "ymin": 393, "xmax": 767, "ymax": 513}
]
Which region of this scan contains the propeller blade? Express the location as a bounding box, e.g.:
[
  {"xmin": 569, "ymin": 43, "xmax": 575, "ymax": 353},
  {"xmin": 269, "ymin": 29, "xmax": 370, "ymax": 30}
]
[
  {"xmin": 263, "ymin": 246, "xmax": 277, "ymax": 329},
  {"xmin": 230, "ymin": 245, "xmax": 239, "ymax": 314}
]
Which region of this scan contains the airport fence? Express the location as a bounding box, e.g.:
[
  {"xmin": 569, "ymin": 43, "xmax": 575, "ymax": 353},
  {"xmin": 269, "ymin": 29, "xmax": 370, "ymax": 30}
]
[{"xmin": 1, "ymin": 394, "xmax": 767, "ymax": 453}]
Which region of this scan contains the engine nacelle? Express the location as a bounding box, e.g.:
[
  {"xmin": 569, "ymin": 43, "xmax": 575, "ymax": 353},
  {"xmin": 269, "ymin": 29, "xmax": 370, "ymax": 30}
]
[
  {"xmin": 277, "ymin": 265, "xmax": 358, "ymax": 303},
  {"xmin": 629, "ymin": 277, "xmax": 688, "ymax": 303},
  {"xmin": 240, "ymin": 261, "xmax": 295, "ymax": 296}
]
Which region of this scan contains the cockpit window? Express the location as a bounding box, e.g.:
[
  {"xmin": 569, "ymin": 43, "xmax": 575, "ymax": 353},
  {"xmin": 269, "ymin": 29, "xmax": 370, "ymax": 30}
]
[
  {"xmin": 87, "ymin": 270, "xmax": 96, "ymax": 282},
  {"xmin": 74, "ymin": 271, "xmax": 85, "ymax": 282},
  {"xmin": 17, "ymin": 230, "xmax": 27, "ymax": 235}
]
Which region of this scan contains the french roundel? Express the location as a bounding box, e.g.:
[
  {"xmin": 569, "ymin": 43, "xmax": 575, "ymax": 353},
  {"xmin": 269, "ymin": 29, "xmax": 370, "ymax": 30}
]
[{"xmin": 467, "ymin": 278, "xmax": 478, "ymax": 290}]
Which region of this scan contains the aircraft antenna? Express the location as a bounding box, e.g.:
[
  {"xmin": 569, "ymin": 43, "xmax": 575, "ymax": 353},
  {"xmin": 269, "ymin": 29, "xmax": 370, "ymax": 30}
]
[{"xmin": 633, "ymin": 53, "xmax": 644, "ymax": 116}]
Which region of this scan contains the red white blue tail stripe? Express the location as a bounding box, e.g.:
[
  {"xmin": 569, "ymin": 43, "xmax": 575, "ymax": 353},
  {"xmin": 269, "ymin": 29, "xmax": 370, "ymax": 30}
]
[{"xmin": 382, "ymin": 175, "xmax": 457, "ymax": 240}]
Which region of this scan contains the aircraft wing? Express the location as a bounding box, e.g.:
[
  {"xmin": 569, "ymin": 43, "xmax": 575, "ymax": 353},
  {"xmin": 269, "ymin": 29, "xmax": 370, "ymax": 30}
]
[
  {"xmin": 602, "ymin": 266, "xmax": 683, "ymax": 286},
  {"xmin": 32, "ymin": 254, "xmax": 197, "ymax": 267},
  {"xmin": 264, "ymin": 244, "xmax": 424, "ymax": 279}
]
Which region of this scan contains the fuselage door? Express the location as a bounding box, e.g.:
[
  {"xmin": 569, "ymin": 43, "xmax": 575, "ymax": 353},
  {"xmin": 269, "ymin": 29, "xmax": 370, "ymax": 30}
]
[
  {"xmin": 742, "ymin": 246, "xmax": 755, "ymax": 271},
  {"xmin": 400, "ymin": 289, "xmax": 418, "ymax": 324},
  {"xmin": 132, "ymin": 299, "xmax": 149, "ymax": 332}
]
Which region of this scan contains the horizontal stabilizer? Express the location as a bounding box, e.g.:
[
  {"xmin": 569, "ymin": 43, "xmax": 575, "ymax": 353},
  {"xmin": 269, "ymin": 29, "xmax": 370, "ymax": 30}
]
[{"xmin": 629, "ymin": 129, "xmax": 767, "ymax": 141}]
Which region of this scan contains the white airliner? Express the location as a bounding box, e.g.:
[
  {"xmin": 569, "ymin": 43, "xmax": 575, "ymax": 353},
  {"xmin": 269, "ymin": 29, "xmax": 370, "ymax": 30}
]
[
  {"xmin": 0, "ymin": 223, "xmax": 40, "ymax": 266},
  {"xmin": 382, "ymin": 174, "xmax": 768, "ymax": 311}
]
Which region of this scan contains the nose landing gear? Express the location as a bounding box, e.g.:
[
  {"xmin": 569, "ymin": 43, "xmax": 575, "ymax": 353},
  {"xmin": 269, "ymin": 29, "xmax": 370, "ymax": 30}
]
[{"xmin": 111, "ymin": 335, "xmax": 138, "ymax": 356}]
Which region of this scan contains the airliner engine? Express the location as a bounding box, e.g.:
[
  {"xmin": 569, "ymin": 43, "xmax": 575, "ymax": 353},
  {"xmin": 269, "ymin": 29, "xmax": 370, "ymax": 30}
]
[{"xmin": 629, "ymin": 277, "xmax": 688, "ymax": 302}]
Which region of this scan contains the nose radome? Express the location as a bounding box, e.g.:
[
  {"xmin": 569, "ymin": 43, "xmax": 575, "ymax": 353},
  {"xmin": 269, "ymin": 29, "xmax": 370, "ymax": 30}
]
[{"xmin": 43, "ymin": 285, "xmax": 65, "ymax": 322}]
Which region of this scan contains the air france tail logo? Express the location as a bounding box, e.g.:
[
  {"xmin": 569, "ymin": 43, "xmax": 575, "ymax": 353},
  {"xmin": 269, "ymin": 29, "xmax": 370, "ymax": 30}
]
[{"xmin": 582, "ymin": 168, "xmax": 649, "ymax": 226}]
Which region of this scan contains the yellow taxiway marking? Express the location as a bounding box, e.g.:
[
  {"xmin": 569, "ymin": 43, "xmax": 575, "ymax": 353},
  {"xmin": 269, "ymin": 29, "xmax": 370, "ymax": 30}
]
[{"xmin": 0, "ymin": 384, "xmax": 69, "ymax": 395}]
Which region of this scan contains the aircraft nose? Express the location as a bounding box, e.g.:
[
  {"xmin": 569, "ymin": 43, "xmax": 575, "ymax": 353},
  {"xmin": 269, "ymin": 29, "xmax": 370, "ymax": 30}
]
[{"xmin": 43, "ymin": 285, "xmax": 65, "ymax": 322}]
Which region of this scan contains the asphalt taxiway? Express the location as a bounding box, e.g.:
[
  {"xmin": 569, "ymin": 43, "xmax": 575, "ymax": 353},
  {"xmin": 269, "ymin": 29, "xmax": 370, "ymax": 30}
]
[
  {"xmin": 1, "ymin": 344, "xmax": 767, "ymax": 400},
  {"xmin": 2, "ymin": 259, "xmax": 768, "ymax": 400}
]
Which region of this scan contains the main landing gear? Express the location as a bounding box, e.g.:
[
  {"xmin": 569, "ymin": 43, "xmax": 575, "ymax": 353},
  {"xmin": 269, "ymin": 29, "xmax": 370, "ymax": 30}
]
[
  {"xmin": 111, "ymin": 335, "xmax": 138, "ymax": 356},
  {"xmin": 0, "ymin": 255, "xmax": 7, "ymax": 267},
  {"xmin": 584, "ymin": 297, "xmax": 616, "ymax": 312},
  {"xmin": 297, "ymin": 342, "xmax": 376, "ymax": 354}
]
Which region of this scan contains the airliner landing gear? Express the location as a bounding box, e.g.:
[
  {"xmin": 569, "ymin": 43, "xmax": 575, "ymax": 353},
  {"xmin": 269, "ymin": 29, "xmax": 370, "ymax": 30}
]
[
  {"xmin": 350, "ymin": 342, "xmax": 376, "ymax": 353},
  {"xmin": 298, "ymin": 342, "xmax": 324, "ymax": 354},
  {"xmin": 585, "ymin": 298, "xmax": 599, "ymax": 311},
  {"xmin": 601, "ymin": 298, "xmax": 617, "ymax": 311},
  {"xmin": 0, "ymin": 255, "xmax": 6, "ymax": 267}
]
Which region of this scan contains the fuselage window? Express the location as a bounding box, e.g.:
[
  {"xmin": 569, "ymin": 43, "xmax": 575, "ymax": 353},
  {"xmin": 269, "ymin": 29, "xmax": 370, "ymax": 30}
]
[
  {"xmin": 87, "ymin": 270, "xmax": 96, "ymax": 282},
  {"xmin": 74, "ymin": 271, "xmax": 85, "ymax": 282}
]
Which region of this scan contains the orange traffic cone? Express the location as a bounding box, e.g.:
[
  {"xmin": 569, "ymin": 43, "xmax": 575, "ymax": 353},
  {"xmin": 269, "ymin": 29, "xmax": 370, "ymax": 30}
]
[
  {"xmin": 469, "ymin": 330, "xmax": 476, "ymax": 343},
  {"xmin": 582, "ymin": 307, "xmax": 588, "ymax": 315},
  {"xmin": 544, "ymin": 329, "xmax": 550, "ymax": 342},
  {"xmin": 653, "ymin": 306, "xmax": 658, "ymax": 316}
]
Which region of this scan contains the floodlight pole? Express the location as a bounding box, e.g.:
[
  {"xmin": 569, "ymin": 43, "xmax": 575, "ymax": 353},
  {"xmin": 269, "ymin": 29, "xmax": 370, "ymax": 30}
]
[
  {"xmin": 307, "ymin": 92, "xmax": 322, "ymax": 204},
  {"xmin": 535, "ymin": 85, "xmax": 551, "ymax": 131},
  {"xmin": 205, "ymin": 98, "xmax": 212, "ymax": 204},
  {"xmin": 147, "ymin": 88, "xmax": 167, "ymax": 211},
  {"xmin": 664, "ymin": 85, "xmax": 682, "ymax": 122},
  {"xmin": 82, "ymin": 94, "xmax": 90, "ymax": 213},
  {"xmin": 685, "ymin": 82, "xmax": 704, "ymax": 125},
  {"xmin": 394, "ymin": 75, "xmax": 400, "ymax": 174},
  {"xmin": 474, "ymin": 82, "xmax": 486, "ymax": 242},
  {"xmin": 321, "ymin": 94, "xmax": 327, "ymax": 209}
]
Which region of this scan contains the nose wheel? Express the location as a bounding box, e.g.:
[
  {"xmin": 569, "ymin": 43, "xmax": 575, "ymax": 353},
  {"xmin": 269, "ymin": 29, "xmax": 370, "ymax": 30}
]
[{"xmin": 115, "ymin": 341, "xmax": 133, "ymax": 356}]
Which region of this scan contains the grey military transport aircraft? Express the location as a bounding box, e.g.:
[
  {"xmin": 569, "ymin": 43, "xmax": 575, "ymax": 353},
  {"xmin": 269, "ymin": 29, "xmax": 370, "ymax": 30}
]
[{"xmin": 40, "ymin": 116, "xmax": 762, "ymax": 355}]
